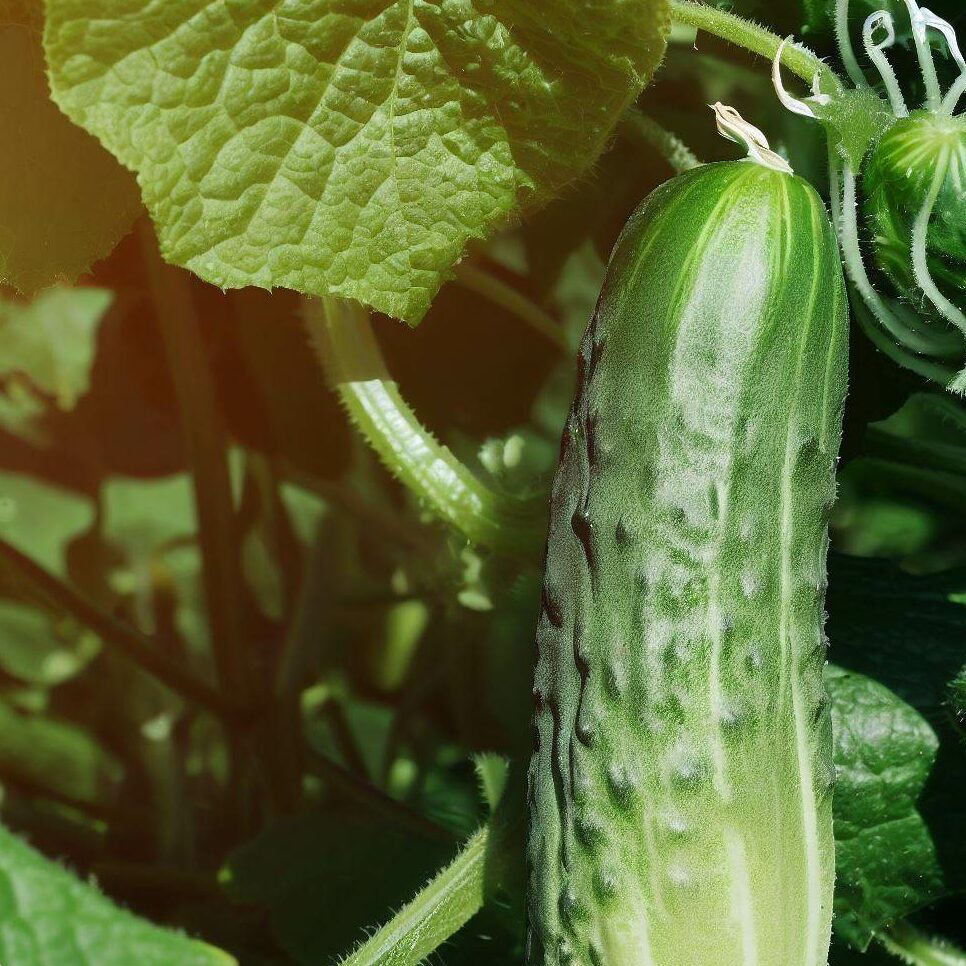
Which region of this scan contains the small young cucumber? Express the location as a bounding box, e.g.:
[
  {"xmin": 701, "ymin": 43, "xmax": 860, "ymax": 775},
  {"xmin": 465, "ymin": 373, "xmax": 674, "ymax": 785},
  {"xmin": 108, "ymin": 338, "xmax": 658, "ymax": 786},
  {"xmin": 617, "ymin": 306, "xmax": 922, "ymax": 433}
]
[
  {"xmin": 863, "ymin": 111, "xmax": 966, "ymax": 315},
  {"xmin": 528, "ymin": 108, "xmax": 849, "ymax": 966}
]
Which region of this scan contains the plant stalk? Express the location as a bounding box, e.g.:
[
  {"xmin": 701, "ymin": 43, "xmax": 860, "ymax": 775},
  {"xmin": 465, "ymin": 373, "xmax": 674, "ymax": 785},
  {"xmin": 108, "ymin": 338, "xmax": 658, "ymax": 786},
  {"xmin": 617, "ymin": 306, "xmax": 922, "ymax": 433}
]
[
  {"xmin": 878, "ymin": 920, "xmax": 966, "ymax": 965},
  {"xmin": 304, "ymin": 296, "xmax": 546, "ymax": 564},
  {"xmin": 669, "ymin": 0, "xmax": 842, "ymax": 92},
  {"xmin": 338, "ymin": 826, "xmax": 488, "ymax": 966}
]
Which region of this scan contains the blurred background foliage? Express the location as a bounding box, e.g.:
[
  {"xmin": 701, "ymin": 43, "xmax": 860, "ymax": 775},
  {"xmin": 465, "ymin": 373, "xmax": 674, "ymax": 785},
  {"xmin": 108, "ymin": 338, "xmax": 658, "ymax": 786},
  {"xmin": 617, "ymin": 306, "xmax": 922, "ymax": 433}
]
[{"xmin": 0, "ymin": 0, "xmax": 963, "ymax": 963}]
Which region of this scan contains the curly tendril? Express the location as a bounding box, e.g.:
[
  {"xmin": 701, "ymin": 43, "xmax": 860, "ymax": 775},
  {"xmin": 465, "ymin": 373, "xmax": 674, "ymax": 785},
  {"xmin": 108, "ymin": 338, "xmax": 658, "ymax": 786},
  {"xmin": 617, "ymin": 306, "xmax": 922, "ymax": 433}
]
[{"xmin": 775, "ymin": 0, "xmax": 966, "ymax": 393}]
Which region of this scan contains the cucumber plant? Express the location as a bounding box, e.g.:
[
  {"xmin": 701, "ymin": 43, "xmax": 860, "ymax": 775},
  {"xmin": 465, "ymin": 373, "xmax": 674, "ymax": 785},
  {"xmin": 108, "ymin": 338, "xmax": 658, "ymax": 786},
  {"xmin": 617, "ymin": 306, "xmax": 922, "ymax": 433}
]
[
  {"xmin": 528, "ymin": 104, "xmax": 848, "ymax": 966},
  {"xmin": 774, "ymin": 0, "xmax": 966, "ymax": 389},
  {"xmin": 0, "ymin": 1, "xmax": 963, "ymax": 966}
]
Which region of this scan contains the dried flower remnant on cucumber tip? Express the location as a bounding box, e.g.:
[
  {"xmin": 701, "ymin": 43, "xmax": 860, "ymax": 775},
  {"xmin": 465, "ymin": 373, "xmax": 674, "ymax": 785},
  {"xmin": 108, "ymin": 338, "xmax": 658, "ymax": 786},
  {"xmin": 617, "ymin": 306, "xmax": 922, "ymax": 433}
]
[
  {"xmin": 774, "ymin": 0, "xmax": 966, "ymax": 393},
  {"xmin": 711, "ymin": 102, "xmax": 794, "ymax": 173}
]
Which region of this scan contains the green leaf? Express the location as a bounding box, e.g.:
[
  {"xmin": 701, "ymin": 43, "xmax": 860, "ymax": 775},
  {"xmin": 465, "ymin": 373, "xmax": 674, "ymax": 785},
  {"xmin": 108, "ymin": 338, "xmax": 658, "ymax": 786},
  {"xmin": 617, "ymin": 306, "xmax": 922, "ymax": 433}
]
[
  {"xmin": 0, "ymin": 287, "xmax": 112, "ymax": 442},
  {"xmin": 0, "ymin": 822, "xmax": 235, "ymax": 965},
  {"xmin": 44, "ymin": 0, "xmax": 670, "ymax": 323},
  {"xmin": 0, "ymin": 4, "xmax": 140, "ymax": 293},
  {"xmin": 827, "ymin": 666, "xmax": 947, "ymax": 950},
  {"xmin": 827, "ymin": 553, "xmax": 966, "ymax": 719},
  {"xmin": 0, "ymin": 602, "xmax": 100, "ymax": 687},
  {"xmin": 472, "ymin": 753, "xmax": 508, "ymax": 814},
  {"xmin": 102, "ymin": 473, "xmax": 198, "ymax": 556},
  {"xmin": 0, "ymin": 287, "xmax": 111, "ymax": 407},
  {"xmin": 826, "ymin": 553, "xmax": 966, "ymax": 895},
  {"xmin": 0, "ymin": 471, "xmax": 94, "ymax": 577},
  {"xmin": 0, "ymin": 696, "xmax": 121, "ymax": 806}
]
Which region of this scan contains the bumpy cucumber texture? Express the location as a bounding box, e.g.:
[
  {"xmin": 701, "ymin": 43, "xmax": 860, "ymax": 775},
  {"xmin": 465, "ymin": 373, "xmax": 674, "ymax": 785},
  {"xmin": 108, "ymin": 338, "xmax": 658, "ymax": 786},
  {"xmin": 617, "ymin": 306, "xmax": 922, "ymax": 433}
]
[{"xmin": 527, "ymin": 149, "xmax": 849, "ymax": 965}]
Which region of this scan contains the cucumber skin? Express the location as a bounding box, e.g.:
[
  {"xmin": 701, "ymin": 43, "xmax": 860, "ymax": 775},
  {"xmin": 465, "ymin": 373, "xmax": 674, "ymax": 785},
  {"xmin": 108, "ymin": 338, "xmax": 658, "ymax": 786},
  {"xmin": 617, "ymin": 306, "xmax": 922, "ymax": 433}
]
[{"xmin": 527, "ymin": 160, "xmax": 849, "ymax": 966}]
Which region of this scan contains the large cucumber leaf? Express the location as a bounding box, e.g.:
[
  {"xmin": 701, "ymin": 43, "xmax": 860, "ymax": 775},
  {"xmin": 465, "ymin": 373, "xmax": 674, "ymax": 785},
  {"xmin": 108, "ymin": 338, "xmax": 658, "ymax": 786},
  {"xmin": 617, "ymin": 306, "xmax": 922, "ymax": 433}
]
[
  {"xmin": 43, "ymin": 0, "xmax": 669, "ymax": 323},
  {"xmin": 826, "ymin": 552, "xmax": 966, "ymax": 935},
  {"xmin": 0, "ymin": 3, "xmax": 140, "ymax": 293},
  {"xmin": 0, "ymin": 823, "xmax": 235, "ymax": 965},
  {"xmin": 828, "ymin": 666, "xmax": 947, "ymax": 950}
]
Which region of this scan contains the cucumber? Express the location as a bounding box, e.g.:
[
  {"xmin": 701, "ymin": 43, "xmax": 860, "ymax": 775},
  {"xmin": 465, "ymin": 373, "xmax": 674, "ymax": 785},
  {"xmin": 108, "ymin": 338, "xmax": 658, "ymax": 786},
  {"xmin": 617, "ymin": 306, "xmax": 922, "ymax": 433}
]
[
  {"xmin": 527, "ymin": 109, "xmax": 849, "ymax": 966},
  {"xmin": 863, "ymin": 111, "xmax": 966, "ymax": 317}
]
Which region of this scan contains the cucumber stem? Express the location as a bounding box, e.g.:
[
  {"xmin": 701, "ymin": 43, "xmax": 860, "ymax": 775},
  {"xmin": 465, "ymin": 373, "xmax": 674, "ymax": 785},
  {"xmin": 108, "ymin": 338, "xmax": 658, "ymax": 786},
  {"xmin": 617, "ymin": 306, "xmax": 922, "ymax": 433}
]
[
  {"xmin": 303, "ymin": 296, "xmax": 545, "ymax": 564},
  {"xmin": 339, "ymin": 826, "xmax": 489, "ymax": 966},
  {"xmin": 668, "ymin": 0, "xmax": 842, "ymax": 92},
  {"xmin": 877, "ymin": 920, "xmax": 966, "ymax": 965},
  {"xmin": 862, "ymin": 12, "xmax": 909, "ymax": 118},
  {"xmin": 903, "ymin": 0, "xmax": 943, "ymax": 111},
  {"xmin": 622, "ymin": 109, "xmax": 702, "ymax": 173},
  {"xmin": 835, "ymin": 0, "xmax": 870, "ymax": 88}
]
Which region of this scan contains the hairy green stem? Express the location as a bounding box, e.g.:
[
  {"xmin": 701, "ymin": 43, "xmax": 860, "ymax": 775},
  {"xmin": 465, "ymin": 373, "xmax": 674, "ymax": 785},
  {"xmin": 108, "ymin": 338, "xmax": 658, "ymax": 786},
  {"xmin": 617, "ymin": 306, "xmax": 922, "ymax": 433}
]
[
  {"xmin": 907, "ymin": 8, "xmax": 943, "ymax": 112},
  {"xmin": 836, "ymin": 0, "xmax": 869, "ymax": 88},
  {"xmin": 862, "ymin": 14, "xmax": 908, "ymax": 116},
  {"xmin": 622, "ymin": 109, "xmax": 702, "ymax": 173},
  {"xmin": 877, "ymin": 920, "xmax": 966, "ymax": 965},
  {"xmin": 911, "ymin": 161, "xmax": 966, "ymax": 335},
  {"xmin": 943, "ymin": 72, "xmax": 966, "ymax": 116},
  {"xmin": 339, "ymin": 826, "xmax": 488, "ymax": 966},
  {"xmin": 455, "ymin": 263, "xmax": 568, "ymax": 352},
  {"xmin": 669, "ymin": 0, "xmax": 842, "ymax": 91},
  {"xmin": 0, "ymin": 539, "xmax": 236, "ymax": 719},
  {"xmin": 304, "ymin": 296, "xmax": 545, "ymax": 563}
]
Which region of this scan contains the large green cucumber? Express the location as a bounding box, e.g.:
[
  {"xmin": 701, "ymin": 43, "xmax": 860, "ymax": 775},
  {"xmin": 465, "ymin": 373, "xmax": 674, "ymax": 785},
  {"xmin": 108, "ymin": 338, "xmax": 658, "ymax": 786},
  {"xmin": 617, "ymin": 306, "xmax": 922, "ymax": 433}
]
[{"xmin": 527, "ymin": 136, "xmax": 849, "ymax": 965}]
